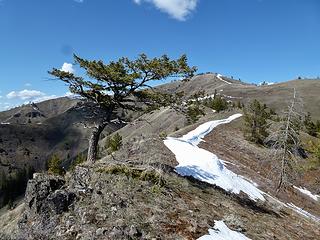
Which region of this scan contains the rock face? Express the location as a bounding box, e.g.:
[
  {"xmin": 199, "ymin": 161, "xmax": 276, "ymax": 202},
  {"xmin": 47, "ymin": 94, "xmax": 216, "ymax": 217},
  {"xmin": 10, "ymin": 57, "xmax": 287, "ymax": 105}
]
[{"xmin": 18, "ymin": 173, "xmax": 76, "ymax": 239}]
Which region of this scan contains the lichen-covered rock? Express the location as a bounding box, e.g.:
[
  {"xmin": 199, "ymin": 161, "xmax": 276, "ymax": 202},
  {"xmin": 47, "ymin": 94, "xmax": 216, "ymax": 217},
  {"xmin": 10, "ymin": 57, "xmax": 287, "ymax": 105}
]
[{"xmin": 18, "ymin": 173, "xmax": 76, "ymax": 239}]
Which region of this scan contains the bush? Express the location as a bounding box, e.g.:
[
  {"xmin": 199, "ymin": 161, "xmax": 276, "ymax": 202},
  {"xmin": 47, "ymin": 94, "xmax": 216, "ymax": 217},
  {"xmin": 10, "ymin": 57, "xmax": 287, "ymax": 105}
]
[
  {"xmin": 308, "ymin": 140, "xmax": 320, "ymax": 161},
  {"xmin": 100, "ymin": 165, "xmax": 165, "ymax": 187},
  {"xmin": 159, "ymin": 131, "xmax": 167, "ymax": 139},
  {"xmin": 105, "ymin": 133, "xmax": 123, "ymax": 154},
  {"xmin": 48, "ymin": 155, "xmax": 64, "ymax": 175}
]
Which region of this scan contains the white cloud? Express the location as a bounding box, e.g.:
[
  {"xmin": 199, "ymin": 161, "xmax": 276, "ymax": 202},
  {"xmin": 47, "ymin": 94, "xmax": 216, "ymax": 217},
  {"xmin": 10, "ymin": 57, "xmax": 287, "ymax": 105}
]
[
  {"xmin": 6, "ymin": 89, "xmax": 45, "ymax": 100},
  {"xmin": 74, "ymin": 0, "xmax": 84, "ymax": 3},
  {"xmin": 134, "ymin": 0, "xmax": 198, "ymax": 21},
  {"xmin": 61, "ymin": 62, "xmax": 75, "ymax": 73},
  {"xmin": 25, "ymin": 83, "xmax": 32, "ymax": 87}
]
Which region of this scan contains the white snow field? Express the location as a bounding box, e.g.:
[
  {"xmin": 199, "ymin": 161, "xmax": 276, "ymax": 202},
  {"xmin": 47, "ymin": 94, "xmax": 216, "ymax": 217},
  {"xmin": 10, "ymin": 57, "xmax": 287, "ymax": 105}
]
[
  {"xmin": 163, "ymin": 114, "xmax": 265, "ymax": 201},
  {"xmin": 293, "ymin": 186, "xmax": 319, "ymax": 201},
  {"xmin": 197, "ymin": 221, "xmax": 251, "ymax": 240}
]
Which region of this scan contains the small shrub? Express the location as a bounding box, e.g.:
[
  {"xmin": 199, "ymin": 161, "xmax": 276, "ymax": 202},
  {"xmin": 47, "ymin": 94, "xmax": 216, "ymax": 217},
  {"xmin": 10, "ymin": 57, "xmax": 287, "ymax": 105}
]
[
  {"xmin": 307, "ymin": 140, "xmax": 320, "ymax": 161},
  {"xmin": 99, "ymin": 165, "xmax": 165, "ymax": 187},
  {"xmin": 48, "ymin": 155, "xmax": 64, "ymax": 175},
  {"xmin": 300, "ymin": 141, "xmax": 320, "ymax": 171},
  {"xmin": 105, "ymin": 133, "xmax": 122, "ymax": 154},
  {"xmin": 159, "ymin": 131, "xmax": 167, "ymax": 139}
]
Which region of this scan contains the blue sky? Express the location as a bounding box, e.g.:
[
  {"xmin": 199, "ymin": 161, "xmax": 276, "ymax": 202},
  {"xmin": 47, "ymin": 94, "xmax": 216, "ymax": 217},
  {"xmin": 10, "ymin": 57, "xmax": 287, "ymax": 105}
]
[{"xmin": 0, "ymin": 0, "xmax": 320, "ymax": 111}]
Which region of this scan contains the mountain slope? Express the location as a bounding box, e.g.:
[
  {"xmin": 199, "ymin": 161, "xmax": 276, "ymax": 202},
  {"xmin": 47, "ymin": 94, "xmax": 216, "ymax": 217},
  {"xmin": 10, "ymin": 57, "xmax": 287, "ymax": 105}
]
[
  {"xmin": 0, "ymin": 74, "xmax": 320, "ymax": 239},
  {"xmin": 9, "ymin": 110, "xmax": 320, "ymax": 240},
  {"xmin": 160, "ymin": 74, "xmax": 320, "ymax": 119}
]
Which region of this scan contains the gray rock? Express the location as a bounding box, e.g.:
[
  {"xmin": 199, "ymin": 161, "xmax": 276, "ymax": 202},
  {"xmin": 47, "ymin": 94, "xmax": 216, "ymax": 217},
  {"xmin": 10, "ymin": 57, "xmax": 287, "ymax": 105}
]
[
  {"xmin": 95, "ymin": 227, "xmax": 106, "ymax": 236},
  {"xmin": 18, "ymin": 173, "xmax": 76, "ymax": 239}
]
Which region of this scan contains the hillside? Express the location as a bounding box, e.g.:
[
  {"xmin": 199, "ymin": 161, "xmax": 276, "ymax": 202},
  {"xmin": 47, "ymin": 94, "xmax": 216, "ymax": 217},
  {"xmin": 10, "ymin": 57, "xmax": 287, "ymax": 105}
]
[
  {"xmin": 0, "ymin": 97, "xmax": 125, "ymax": 208},
  {"xmin": 0, "ymin": 74, "xmax": 319, "ymax": 239},
  {"xmin": 0, "ymin": 98, "xmax": 85, "ymax": 173},
  {"xmin": 2, "ymin": 108, "xmax": 319, "ymax": 239},
  {"xmin": 160, "ymin": 74, "xmax": 320, "ymax": 119},
  {"xmin": 0, "ymin": 97, "xmax": 79, "ymax": 124}
]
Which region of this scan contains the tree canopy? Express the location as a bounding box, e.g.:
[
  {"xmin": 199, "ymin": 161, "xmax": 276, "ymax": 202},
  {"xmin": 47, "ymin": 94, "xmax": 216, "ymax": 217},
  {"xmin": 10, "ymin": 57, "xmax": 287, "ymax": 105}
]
[
  {"xmin": 50, "ymin": 54, "xmax": 196, "ymax": 112},
  {"xmin": 49, "ymin": 54, "xmax": 196, "ymax": 162},
  {"xmin": 243, "ymin": 99, "xmax": 270, "ymax": 144}
]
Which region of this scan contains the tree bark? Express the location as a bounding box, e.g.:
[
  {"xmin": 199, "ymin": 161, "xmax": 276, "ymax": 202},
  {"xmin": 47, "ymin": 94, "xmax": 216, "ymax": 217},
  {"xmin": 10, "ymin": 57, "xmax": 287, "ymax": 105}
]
[{"xmin": 87, "ymin": 124, "xmax": 106, "ymax": 163}]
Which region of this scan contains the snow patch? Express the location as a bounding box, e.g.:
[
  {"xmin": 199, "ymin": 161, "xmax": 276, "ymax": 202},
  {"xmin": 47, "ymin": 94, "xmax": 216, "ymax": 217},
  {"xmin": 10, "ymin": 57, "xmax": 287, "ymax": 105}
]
[
  {"xmin": 217, "ymin": 74, "xmax": 232, "ymax": 85},
  {"xmin": 258, "ymin": 81, "xmax": 275, "ymax": 86},
  {"xmin": 293, "ymin": 186, "xmax": 319, "ymax": 201},
  {"xmin": 164, "ymin": 114, "xmax": 265, "ymax": 201},
  {"xmin": 287, "ymin": 203, "xmax": 320, "ymax": 223},
  {"xmin": 198, "ymin": 220, "xmax": 251, "ymax": 240},
  {"xmin": 222, "ymin": 94, "xmax": 243, "ymax": 99}
]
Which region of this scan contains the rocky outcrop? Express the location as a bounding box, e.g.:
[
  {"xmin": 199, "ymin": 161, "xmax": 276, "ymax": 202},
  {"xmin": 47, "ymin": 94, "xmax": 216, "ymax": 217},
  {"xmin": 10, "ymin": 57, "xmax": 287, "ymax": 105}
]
[
  {"xmin": 13, "ymin": 159, "xmax": 320, "ymax": 240},
  {"xmin": 18, "ymin": 173, "xmax": 76, "ymax": 240}
]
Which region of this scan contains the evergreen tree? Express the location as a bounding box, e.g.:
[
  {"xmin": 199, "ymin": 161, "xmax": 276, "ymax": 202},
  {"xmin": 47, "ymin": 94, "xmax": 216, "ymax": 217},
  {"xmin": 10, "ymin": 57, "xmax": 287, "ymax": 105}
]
[
  {"xmin": 210, "ymin": 96, "xmax": 228, "ymax": 112},
  {"xmin": 243, "ymin": 99, "xmax": 269, "ymax": 144},
  {"xmin": 186, "ymin": 103, "xmax": 205, "ymax": 124},
  {"xmin": 304, "ymin": 112, "xmax": 318, "ymax": 137},
  {"xmin": 49, "ymin": 54, "xmax": 196, "ymax": 162}
]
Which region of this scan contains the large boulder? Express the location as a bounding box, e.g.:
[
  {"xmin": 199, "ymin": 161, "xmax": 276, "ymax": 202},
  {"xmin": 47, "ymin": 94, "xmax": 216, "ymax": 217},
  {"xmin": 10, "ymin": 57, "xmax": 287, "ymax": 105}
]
[{"xmin": 18, "ymin": 173, "xmax": 76, "ymax": 239}]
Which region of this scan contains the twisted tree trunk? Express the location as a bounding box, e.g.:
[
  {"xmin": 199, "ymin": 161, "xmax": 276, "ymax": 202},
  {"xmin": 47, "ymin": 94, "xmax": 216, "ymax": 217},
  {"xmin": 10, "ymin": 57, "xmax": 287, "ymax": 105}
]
[{"xmin": 87, "ymin": 123, "xmax": 106, "ymax": 163}]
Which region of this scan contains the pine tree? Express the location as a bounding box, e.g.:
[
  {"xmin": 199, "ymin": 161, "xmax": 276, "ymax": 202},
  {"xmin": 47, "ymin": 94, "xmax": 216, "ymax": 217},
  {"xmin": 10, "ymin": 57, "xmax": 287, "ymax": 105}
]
[
  {"xmin": 304, "ymin": 112, "xmax": 318, "ymax": 137},
  {"xmin": 49, "ymin": 54, "xmax": 196, "ymax": 162},
  {"xmin": 210, "ymin": 96, "xmax": 228, "ymax": 112},
  {"xmin": 243, "ymin": 99, "xmax": 269, "ymax": 144},
  {"xmin": 186, "ymin": 103, "xmax": 205, "ymax": 124}
]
